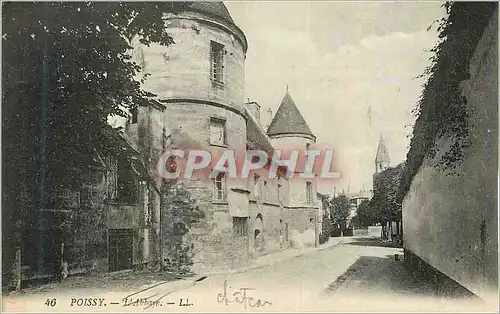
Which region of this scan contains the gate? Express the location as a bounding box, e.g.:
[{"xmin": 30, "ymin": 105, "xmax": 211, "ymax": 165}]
[{"xmin": 108, "ymin": 229, "xmax": 133, "ymax": 272}]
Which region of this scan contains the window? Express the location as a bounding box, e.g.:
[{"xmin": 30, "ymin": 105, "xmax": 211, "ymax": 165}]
[
  {"xmin": 130, "ymin": 107, "xmax": 138, "ymax": 124},
  {"xmin": 306, "ymin": 181, "xmax": 313, "ymax": 204},
  {"xmin": 212, "ymin": 172, "xmax": 226, "ymax": 201},
  {"xmin": 277, "ymin": 176, "xmax": 284, "ymax": 203},
  {"xmin": 209, "ymin": 117, "xmax": 226, "ymax": 146},
  {"xmin": 253, "ymin": 174, "xmax": 260, "ymax": 198},
  {"xmin": 117, "ymin": 158, "xmax": 139, "ymax": 205},
  {"xmin": 211, "ymin": 41, "xmax": 225, "ymax": 83},
  {"xmin": 233, "ymin": 217, "xmax": 248, "ymax": 236}
]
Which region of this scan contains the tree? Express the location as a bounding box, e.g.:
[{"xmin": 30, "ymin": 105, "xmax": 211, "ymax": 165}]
[
  {"xmin": 371, "ymin": 163, "xmax": 404, "ymax": 239},
  {"xmin": 2, "ymin": 2, "xmax": 187, "ymax": 273},
  {"xmin": 329, "ymin": 195, "xmax": 351, "ymax": 232},
  {"xmin": 319, "ymin": 195, "xmax": 332, "ymax": 244},
  {"xmin": 351, "ymin": 199, "xmax": 375, "ymax": 228}
]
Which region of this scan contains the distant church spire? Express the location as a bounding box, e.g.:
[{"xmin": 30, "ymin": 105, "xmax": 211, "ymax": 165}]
[
  {"xmin": 367, "ymin": 104, "xmax": 372, "ymax": 127},
  {"xmin": 375, "ymin": 134, "xmax": 390, "ymax": 173}
]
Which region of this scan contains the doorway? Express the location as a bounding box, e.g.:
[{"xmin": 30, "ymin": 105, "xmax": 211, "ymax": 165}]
[{"xmin": 108, "ymin": 229, "xmax": 133, "ymax": 272}]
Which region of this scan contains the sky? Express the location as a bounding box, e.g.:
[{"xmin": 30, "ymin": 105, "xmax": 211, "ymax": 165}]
[{"xmin": 225, "ymin": 1, "xmax": 447, "ymax": 195}]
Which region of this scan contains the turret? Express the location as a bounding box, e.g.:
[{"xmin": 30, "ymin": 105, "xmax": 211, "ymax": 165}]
[
  {"xmin": 267, "ymin": 89, "xmax": 317, "ymax": 207},
  {"xmin": 267, "ymin": 89, "xmax": 316, "ymax": 148}
]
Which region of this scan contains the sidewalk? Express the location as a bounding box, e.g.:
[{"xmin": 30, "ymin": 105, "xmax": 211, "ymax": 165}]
[
  {"xmin": 202, "ymin": 236, "xmax": 345, "ymax": 276},
  {"xmin": 7, "ymin": 237, "xmax": 346, "ymax": 296}
]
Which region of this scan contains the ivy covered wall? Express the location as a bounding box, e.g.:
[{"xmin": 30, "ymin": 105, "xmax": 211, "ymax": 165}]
[{"xmin": 402, "ymin": 2, "xmax": 497, "ymax": 303}]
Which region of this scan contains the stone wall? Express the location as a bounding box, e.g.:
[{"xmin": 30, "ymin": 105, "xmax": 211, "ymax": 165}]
[
  {"xmin": 288, "ymin": 207, "xmax": 317, "ymax": 248},
  {"xmin": 402, "ymin": 10, "xmax": 498, "ymax": 303},
  {"xmin": 179, "ymin": 179, "xmax": 251, "ymax": 274}
]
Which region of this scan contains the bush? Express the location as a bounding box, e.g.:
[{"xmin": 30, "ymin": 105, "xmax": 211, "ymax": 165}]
[
  {"xmin": 343, "ymin": 227, "xmax": 353, "ymax": 237},
  {"xmin": 319, "ymin": 232, "xmax": 329, "ymax": 244}
]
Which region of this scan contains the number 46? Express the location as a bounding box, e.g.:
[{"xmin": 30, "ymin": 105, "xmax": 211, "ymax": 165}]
[{"xmin": 45, "ymin": 298, "xmax": 56, "ymax": 307}]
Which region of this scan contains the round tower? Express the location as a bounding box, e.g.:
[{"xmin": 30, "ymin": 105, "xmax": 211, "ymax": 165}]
[
  {"xmin": 131, "ymin": 2, "xmax": 250, "ymax": 273},
  {"xmin": 267, "ymin": 90, "xmax": 318, "ymax": 213},
  {"xmin": 136, "ymin": 2, "xmax": 248, "ymax": 152}
]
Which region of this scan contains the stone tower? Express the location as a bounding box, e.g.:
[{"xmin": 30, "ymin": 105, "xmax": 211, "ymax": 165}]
[
  {"xmin": 127, "ymin": 2, "xmax": 251, "ymax": 272},
  {"xmin": 135, "ymin": 2, "xmax": 247, "ymax": 148},
  {"xmin": 375, "ymin": 134, "xmax": 390, "ymax": 173},
  {"xmin": 267, "ymin": 89, "xmax": 317, "ymax": 209},
  {"xmin": 126, "ymin": 2, "xmax": 248, "ymax": 163}
]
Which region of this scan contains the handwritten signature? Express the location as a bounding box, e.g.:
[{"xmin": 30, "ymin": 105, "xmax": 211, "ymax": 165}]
[
  {"xmin": 121, "ymin": 280, "xmax": 174, "ymax": 309},
  {"xmin": 120, "ymin": 276, "xmax": 207, "ymax": 310},
  {"xmin": 217, "ymin": 280, "xmax": 272, "ymax": 309}
]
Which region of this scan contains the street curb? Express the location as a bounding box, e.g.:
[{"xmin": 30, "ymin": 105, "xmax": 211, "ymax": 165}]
[{"xmin": 200, "ymin": 238, "xmax": 345, "ymax": 277}]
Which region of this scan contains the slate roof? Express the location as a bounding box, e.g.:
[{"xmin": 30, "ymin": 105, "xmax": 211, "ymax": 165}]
[
  {"xmin": 245, "ymin": 106, "xmax": 274, "ymax": 155},
  {"xmin": 266, "ymin": 91, "xmax": 315, "ymax": 139},
  {"xmin": 186, "ymin": 2, "xmax": 235, "ymax": 25},
  {"xmin": 182, "ymin": 2, "xmax": 247, "ymax": 53},
  {"xmin": 375, "ymin": 134, "xmax": 390, "ymax": 163}
]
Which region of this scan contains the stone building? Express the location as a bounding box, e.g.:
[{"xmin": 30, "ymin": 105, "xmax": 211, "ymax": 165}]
[
  {"xmin": 2, "ymin": 2, "xmax": 323, "ymax": 289},
  {"xmin": 2, "ymin": 121, "xmax": 159, "ymax": 287},
  {"xmin": 119, "ymin": 2, "xmax": 321, "ymax": 273}
]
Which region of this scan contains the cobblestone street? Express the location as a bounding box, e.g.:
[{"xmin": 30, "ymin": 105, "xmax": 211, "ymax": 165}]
[{"xmin": 3, "ymin": 237, "xmax": 495, "ymax": 312}]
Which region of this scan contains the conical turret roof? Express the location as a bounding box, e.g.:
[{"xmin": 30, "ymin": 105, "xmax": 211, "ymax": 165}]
[
  {"xmin": 186, "ymin": 2, "xmax": 235, "ymax": 25},
  {"xmin": 266, "ymin": 91, "xmax": 315, "ymax": 139}
]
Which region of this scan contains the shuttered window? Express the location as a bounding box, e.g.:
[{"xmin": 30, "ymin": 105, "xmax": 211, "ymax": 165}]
[{"xmin": 211, "ymin": 41, "xmax": 224, "ymax": 83}]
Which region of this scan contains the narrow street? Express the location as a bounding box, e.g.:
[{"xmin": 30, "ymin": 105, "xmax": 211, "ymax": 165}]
[{"xmin": 3, "ymin": 236, "xmax": 493, "ymax": 313}]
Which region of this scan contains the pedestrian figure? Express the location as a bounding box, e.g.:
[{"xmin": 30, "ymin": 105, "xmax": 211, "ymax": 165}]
[
  {"xmin": 254, "ymin": 230, "xmax": 263, "ymax": 252},
  {"xmin": 279, "ymin": 230, "xmax": 284, "ymax": 249}
]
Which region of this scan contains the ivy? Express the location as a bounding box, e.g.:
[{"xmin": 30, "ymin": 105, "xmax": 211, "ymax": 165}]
[
  {"xmin": 399, "ymin": 2, "xmax": 497, "ymax": 200},
  {"xmin": 160, "ymin": 183, "xmax": 205, "ymax": 275}
]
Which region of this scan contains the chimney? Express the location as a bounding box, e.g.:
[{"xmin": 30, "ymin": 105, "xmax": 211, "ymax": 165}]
[
  {"xmin": 263, "ymin": 108, "xmax": 273, "ymax": 132},
  {"xmin": 245, "ymin": 98, "xmax": 261, "ymax": 124}
]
